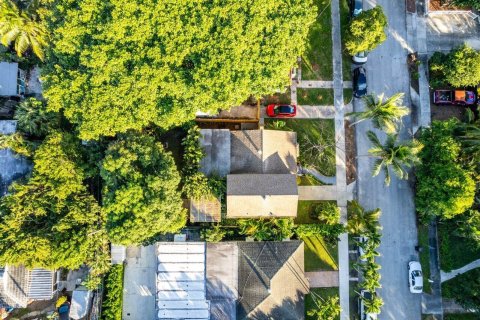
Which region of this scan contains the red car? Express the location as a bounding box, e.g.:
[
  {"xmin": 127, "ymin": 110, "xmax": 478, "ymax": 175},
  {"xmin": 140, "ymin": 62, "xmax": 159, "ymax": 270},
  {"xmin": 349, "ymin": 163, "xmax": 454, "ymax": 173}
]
[{"xmin": 266, "ymin": 104, "xmax": 296, "ymax": 118}]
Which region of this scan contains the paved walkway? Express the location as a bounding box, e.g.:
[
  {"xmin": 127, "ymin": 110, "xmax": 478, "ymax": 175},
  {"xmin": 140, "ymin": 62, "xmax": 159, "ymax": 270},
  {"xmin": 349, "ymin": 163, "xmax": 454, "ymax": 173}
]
[
  {"xmin": 421, "ymin": 221, "xmax": 443, "ymax": 317},
  {"xmin": 306, "ymin": 271, "xmax": 339, "ymax": 288},
  {"xmin": 441, "ymin": 258, "xmax": 480, "ymax": 283},
  {"xmin": 260, "ymin": 105, "xmax": 335, "ymax": 119},
  {"xmin": 301, "ymin": 167, "xmax": 336, "ymax": 185}
]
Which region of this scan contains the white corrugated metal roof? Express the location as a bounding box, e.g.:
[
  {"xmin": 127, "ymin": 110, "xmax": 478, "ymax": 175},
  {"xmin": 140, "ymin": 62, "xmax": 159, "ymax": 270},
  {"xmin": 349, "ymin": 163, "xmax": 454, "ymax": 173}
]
[
  {"xmin": 156, "ymin": 242, "xmax": 209, "ymax": 320},
  {"xmin": 0, "ymin": 62, "xmax": 18, "ymax": 96}
]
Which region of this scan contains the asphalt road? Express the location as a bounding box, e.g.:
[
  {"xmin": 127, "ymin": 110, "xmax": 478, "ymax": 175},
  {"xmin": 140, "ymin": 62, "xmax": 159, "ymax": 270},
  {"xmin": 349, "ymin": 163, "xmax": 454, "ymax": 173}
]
[{"xmin": 354, "ymin": 0, "xmax": 422, "ymax": 319}]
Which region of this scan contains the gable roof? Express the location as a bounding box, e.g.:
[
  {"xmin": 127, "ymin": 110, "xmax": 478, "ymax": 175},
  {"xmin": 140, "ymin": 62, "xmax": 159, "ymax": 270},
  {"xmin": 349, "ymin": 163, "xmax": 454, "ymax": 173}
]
[
  {"xmin": 0, "ymin": 62, "xmax": 18, "ymax": 96},
  {"xmin": 230, "ymin": 130, "xmax": 297, "ymax": 174},
  {"xmin": 236, "ymin": 241, "xmax": 308, "ymax": 320},
  {"xmin": 226, "ymin": 174, "xmax": 298, "ymax": 218}
]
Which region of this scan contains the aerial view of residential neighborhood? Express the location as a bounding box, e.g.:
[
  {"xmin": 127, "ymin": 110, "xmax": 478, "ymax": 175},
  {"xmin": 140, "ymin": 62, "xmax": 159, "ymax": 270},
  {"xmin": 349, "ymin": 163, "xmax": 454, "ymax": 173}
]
[{"xmin": 0, "ymin": 0, "xmax": 480, "ymax": 319}]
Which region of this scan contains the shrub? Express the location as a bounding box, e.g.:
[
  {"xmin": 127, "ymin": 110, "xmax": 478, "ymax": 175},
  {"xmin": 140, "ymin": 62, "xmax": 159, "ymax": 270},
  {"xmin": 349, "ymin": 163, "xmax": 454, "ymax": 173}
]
[
  {"xmin": 238, "ymin": 218, "xmax": 295, "ymax": 241},
  {"xmin": 201, "ymin": 224, "xmax": 228, "ymax": 243},
  {"xmin": 345, "ymin": 6, "xmax": 387, "ymax": 55},
  {"xmin": 295, "ymin": 223, "xmax": 345, "ymax": 245},
  {"xmin": 102, "ymin": 264, "xmax": 124, "ymax": 320},
  {"xmin": 314, "ymin": 202, "xmax": 340, "ymax": 225}
]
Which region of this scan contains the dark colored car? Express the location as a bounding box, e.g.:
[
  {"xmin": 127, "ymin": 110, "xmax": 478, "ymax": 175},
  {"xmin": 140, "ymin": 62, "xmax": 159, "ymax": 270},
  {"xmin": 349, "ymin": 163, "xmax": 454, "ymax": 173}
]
[
  {"xmin": 432, "ymin": 89, "xmax": 476, "ymax": 105},
  {"xmin": 266, "ymin": 104, "xmax": 297, "ymax": 118},
  {"xmin": 353, "ymin": 67, "xmax": 367, "ymax": 98},
  {"xmin": 351, "ymin": 0, "xmax": 363, "ymax": 18}
]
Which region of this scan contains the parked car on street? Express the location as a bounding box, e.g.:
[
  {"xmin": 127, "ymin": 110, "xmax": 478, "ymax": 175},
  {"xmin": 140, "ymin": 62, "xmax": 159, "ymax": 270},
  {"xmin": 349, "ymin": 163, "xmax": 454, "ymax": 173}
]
[
  {"xmin": 266, "ymin": 104, "xmax": 296, "ymax": 118},
  {"xmin": 353, "ymin": 67, "xmax": 367, "ymax": 98},
  {"xmin": 358, "ymin": 289, "xmax": 378, "ymax": 320},
  {"xmin": 353, "ymin": 51, "xmax": 368, "ymax": 64},
  {"xmin": 351, "ymin": 0, "xmax": 363, "ymax": 18},
  {"xmin": 432, "ymin": 89, "xmax": 476, "ymax": 105},
  {"xmin": 408, "ymin": 261, "xmax": 423, "ymax": 293}
]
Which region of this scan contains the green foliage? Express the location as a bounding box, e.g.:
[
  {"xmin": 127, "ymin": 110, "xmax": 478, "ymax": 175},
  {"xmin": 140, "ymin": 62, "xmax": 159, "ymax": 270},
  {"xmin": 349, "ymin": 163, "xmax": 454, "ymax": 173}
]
[
  {"xmin": 416, "ymin": 120, "xmax": 476, "ymax": 220},
  {"xmin": 102, "ymin": 264, "xmax": 124, "ymax": 320},
  {"xmin": 429, "ymin": 45, "xmax": 480, "ymax": 87},
  {"xmin": 367, "ymin": 131, "xmax": 423, "ymax": 186},
  {"xmin": 14, "ymin": 98, "xmax": 57, "ymax": 137},
  {"xmin": 450, "ymin": 0, "xmax": 480, "ymax": 9},
  {"xmin": 314, "ymin": 202, "xmax": 340, "ymax": 225},
  {"xmin": 201, "ymin": 224, "xmax": 228, "ymax": 243},
  {"xmin": 0, "ymin": 132, "xmax": 110, "ymax": 271},
  {"xmin": 362, "ymin": 293, "xmax": 384, "ymax": 315},
  {"xmin": 347, "ymin": 201, "xmax": 381, "ymax": 236},
  {"xmin": 0, "ymin": 132, "xmax": 37, "ymax": 157},
  {"xmin": 348, "ymin": 93, "xmax": 410, "ymax": 134},
  {"xmin": 0, "ymin": 0, "xmax": 47, "ymax": 60},
  {"xmin": 307, "ymin": 295, "xmax": 341, "ymax": 320},
  {"xmin": 345, "ymin": 6, "xmax": 387, "ymax": 55},
  {"xmin": 101, "ymin": 132, "xmax": 186, "ymax": 245},
  {"xmin": 41, "ymin": 0, "xmax": 315, "ymax": 140},
  {"xmin": 238, "ymin": 218, "xmax": 295, "ymax": 241},
  {"xmin": 442, "ymin": 269, "xmax": 480, "ymax": 312},
  {"xmin": 295, "ymin": 223, "xmax": 345, "ymax": 245},
  {"xmin": 55, "ymin": 295, "xmax": 67, "ymax": 308}
]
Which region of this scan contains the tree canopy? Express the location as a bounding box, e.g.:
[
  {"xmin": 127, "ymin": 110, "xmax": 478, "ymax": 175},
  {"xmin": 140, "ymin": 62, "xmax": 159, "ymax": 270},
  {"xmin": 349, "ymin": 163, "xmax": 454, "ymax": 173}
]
[
  {"xmin": 41, "ymin": 0, "xmax": 315, "ymax": 140},
  {"xmin": 416, "ymin": 120, "xmax": 476, "ymax": 220},
  {"xmin": 0, "ymin": 132, "xmax": 109, "ymax": 274},
  {"xmin": 345, "ymin": 6, "xmax": 387, "ymax": 55},
  {"xmin": 101, "ymin": 132, "xmax": 186, "ymax": 245},
  {"xmin": 429, "ymin": 45, "xmax": 480, "ymax": 88}
]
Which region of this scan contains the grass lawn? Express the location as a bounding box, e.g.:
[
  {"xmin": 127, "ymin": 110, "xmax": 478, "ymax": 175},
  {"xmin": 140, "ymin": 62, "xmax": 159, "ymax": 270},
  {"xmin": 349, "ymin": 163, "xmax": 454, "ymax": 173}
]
[
  {"xmin": 305, "ymin": 288, "xmax": 340, "ymax": 320},
  {"xmin": 296, "ymin": 200, "xmax": 337, "ymax": 224},
  {"xmin": 262, "ymin": 89, "xmax": 291, "ymax": 105},
  {"xmin": 417, "ymin": 224, "xmax": 432, "ymax": 293},
  {"xmin": 340, "ymin": 0, "xmax": 352, "ymax": 81},
  {"xmin": 344, "ymin": 88, "xmax": 353, "ymax": 104},
  {"xmin": 297, "ymin": 174, "xmax": 325, "ymax": 186},
  {"xmin": 444, "ymin": 314, "xmax": 480, "ymax": 320},
  {"xmin": 302, "ymin": 0, "xmax": 333, "ymax": 80},
  {"xmin": 264, "ymin": 119, "xmax": 336, "ymax": 176},
  {"xmin": 438, "ymin": 221, "xmax": 480, "ymax": 271},
  {"xmin": 297, "ymin": 88, "xmax": 334, "ymax": 106}
]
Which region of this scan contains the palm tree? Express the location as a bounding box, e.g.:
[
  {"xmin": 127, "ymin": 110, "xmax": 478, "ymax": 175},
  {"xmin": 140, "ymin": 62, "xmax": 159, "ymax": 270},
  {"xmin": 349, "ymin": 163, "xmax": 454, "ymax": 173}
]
[
  {"xmin": 348, "ymin": 93, "xmax": 409, "ymax": 134},
  {"xmin": 363, "ymin": 294, "xmax": 384, "ymax": 315},
  {"xmin": 14, "ymin": 97, "xmax": 56, "ymax": 136},
  {"xmin": 457, "ymin": 122, "xmax": 480, "ymax": 160},
  {"xmin": 367, "ymin": 131, "xmax": 423, "ymax": 186},
  {"xmin": 0, "ymin": 0, "xmax": 47, "ymax": 60},
  {"xmin": 347, "ymin": 201, "xmax": 381, "ymax": 235}
]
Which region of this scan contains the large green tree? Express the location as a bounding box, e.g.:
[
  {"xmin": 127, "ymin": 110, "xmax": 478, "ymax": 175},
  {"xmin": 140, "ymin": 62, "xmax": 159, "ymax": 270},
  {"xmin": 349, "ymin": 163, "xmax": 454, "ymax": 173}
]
[
  {"xmin": 101, "ymin": 132, "xmax": 186, "ymax": 245},
  {"xmin": 0, "ymin": 0, "xmax": 47, "ymax": 60},
  {"xmin": 345, "ymin": 6, "xmax": 387, "ymax": 55},
  {"xmin": 416, "ymin": 120, "xmax": 476, "ymax": 220},
  {"xmin": 41, "ymin": 0, "xmax": 315, "ymax": 140},
  {"xmin": 0, "ymin": 132, "xmax": 109, "ymax": 276}
]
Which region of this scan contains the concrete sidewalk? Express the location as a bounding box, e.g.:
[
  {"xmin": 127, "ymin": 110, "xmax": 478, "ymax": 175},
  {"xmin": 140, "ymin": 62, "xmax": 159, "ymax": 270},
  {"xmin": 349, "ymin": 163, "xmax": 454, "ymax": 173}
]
[{"xmin": 441, "ymin": 258, "xmax": 480, "ymax": 283}]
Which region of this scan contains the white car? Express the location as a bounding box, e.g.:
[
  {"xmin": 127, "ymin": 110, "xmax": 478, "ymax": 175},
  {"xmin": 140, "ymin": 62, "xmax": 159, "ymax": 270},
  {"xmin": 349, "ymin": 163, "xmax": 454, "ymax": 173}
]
[
  {"xmin": 359, "ymin": 289, "xmax": 378, "ymax": 320},
  {"xmin": 408, "ymin": 261, "xmax": 423, "ymax": 293},
  {"xmin": 353, "ymin": 51, "xmax": 368, "ymax": 64}
]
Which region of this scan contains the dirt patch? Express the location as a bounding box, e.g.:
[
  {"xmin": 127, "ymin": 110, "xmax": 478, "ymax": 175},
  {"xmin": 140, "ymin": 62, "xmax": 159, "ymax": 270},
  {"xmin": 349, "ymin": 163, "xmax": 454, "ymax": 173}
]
[
  {"xmin": 429, "ymin": 0, "xmax": 470, "ymax": 10},
  {"xmin": 430, "ymin": 103, "xmax": 467, "ymax": 121},
  {"xmin": 345, "ymin": 120, "xmax": 356, "ymax": 185},
  {"xmin": 406, "ymin": 0, "xmax": 416, "ymax": 13}
]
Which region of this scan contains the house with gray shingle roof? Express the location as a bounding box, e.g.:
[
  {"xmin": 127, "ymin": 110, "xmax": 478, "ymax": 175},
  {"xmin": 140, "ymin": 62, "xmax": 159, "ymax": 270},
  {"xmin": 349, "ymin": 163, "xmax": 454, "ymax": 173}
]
[{"xmin": 199, "ymin": 129, "xmax": 299, "ymax": 219}]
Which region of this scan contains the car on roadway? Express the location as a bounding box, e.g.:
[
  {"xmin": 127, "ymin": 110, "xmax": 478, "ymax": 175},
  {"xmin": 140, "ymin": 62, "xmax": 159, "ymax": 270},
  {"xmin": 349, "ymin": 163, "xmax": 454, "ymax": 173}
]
[
  {"xmin": 358, "ymin": 289, "xmax": 378, "ymax": 320},
  {"xmin": 266, "ymin": 104, "xmax": 296, "ymax": 118},
  {"xmin": 353, "ymin": 67, "xmax": 367, "ymax": 98},
  {"xmin": 353, "ymin": 51, "xmax": 368, "ymax": 64},
  {"xmin": 408, "ymin": 261, "xmax": 423, "ymax": 293},
  {"xmin": 351, "ymin": 0, "xmax": 363, "ymax": 18}
]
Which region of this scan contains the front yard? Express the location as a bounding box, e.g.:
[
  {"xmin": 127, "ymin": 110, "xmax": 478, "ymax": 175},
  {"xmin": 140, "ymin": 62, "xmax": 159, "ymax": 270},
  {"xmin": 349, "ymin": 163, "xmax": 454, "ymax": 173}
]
[
  {"xmin": 301, "ymin": 0, "xmax": 333, "ymax": 80},
  {"xmin": 305, "ymin": 288, "xmax": 340, "ymax": 320},
  {"xmin": 264, "ymin": 119, "xmax": 336, "ymax": 177}
]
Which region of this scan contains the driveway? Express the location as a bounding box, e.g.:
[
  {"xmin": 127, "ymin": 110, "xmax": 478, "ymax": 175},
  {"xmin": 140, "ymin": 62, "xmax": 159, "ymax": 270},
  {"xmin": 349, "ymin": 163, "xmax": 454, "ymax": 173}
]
[
  {"xmin": 122, "ymin": 245, "xmax": 157, "ymax": 320},
  {"xmin": 355, "ymin": 1, "xmax": 422, "ymax": 319}
]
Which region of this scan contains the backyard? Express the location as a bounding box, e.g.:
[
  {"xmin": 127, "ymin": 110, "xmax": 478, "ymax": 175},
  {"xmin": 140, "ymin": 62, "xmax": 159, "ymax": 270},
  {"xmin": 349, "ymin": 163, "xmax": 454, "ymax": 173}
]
[{"xmin": 264, "ymin": 119, "xmax": 336, "ymax": 177}]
